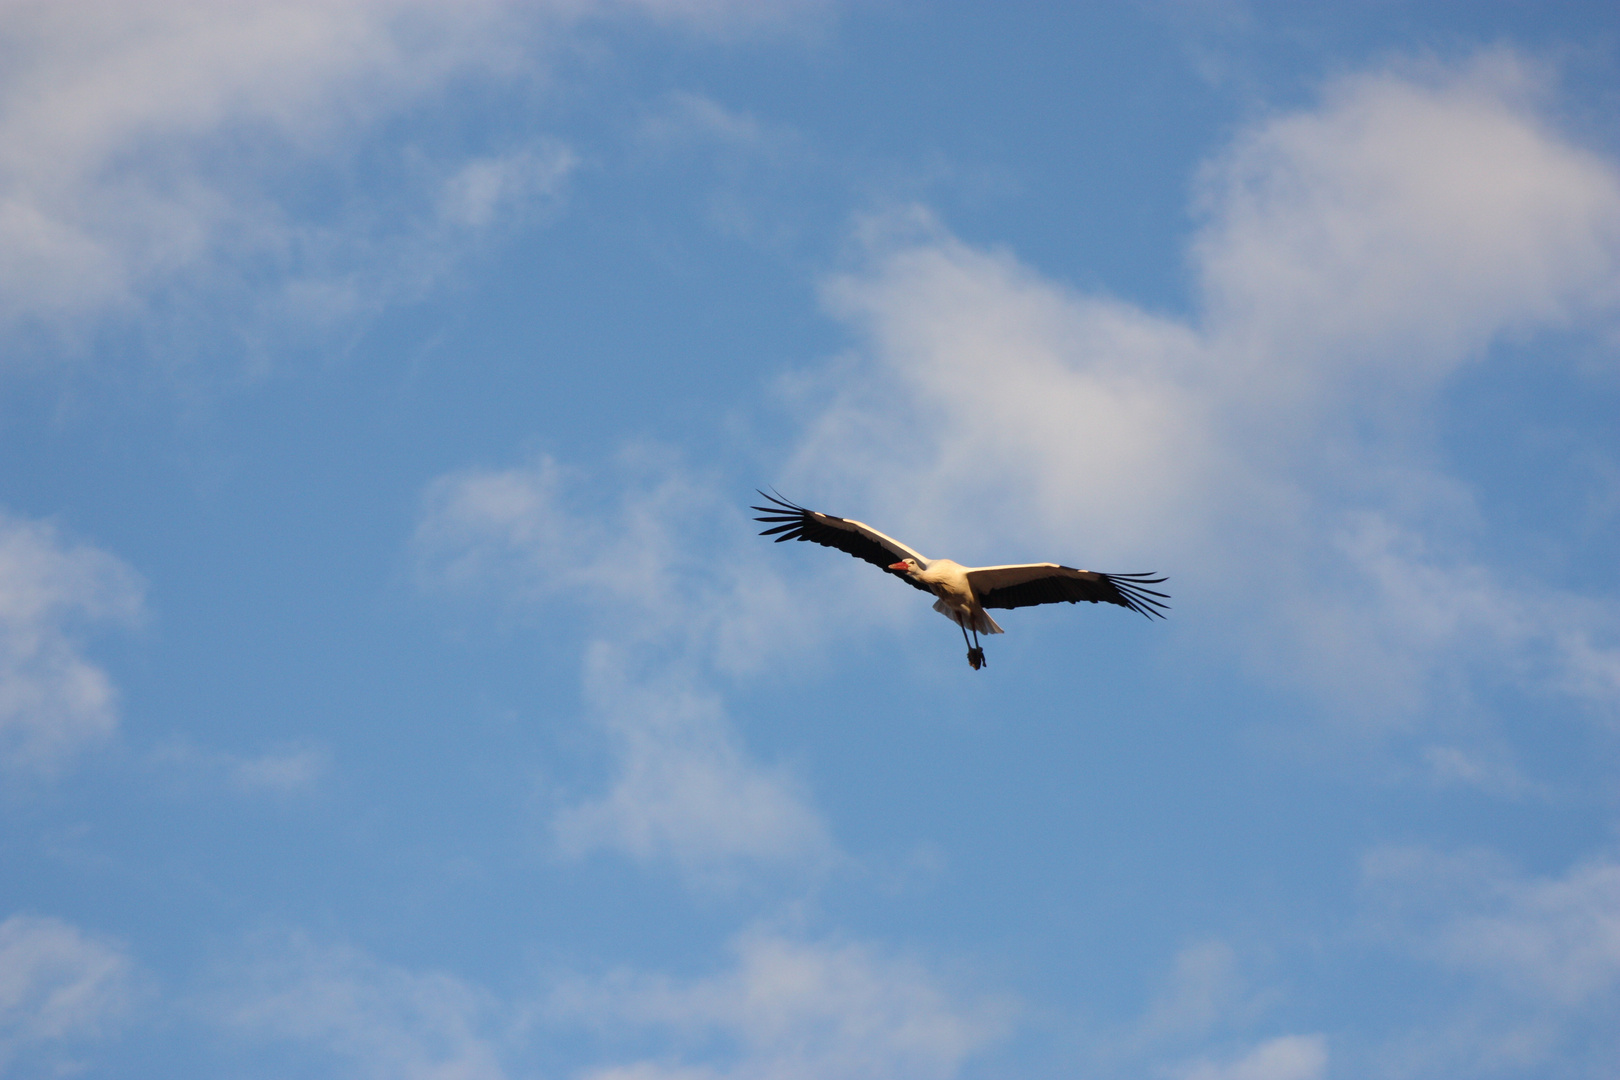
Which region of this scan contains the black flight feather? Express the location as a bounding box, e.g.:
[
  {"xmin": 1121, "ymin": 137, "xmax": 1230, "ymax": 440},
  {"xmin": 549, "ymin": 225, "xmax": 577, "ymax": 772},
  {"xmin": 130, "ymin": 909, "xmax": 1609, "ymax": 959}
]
[{"xmin": 751, "ymin": 490, "xmax": 932, "ymax": 593}]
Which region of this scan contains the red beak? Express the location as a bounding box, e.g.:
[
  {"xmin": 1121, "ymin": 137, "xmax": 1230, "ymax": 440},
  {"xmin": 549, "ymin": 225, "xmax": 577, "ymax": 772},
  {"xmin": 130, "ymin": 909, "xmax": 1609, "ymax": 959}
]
[{"xmin": 888, "ymin": 561, "xmax": 909, "ymax": 572}]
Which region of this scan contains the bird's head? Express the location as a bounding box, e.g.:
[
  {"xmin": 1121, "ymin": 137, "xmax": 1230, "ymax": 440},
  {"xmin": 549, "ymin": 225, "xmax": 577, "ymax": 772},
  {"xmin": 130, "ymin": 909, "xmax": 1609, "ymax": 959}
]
[{"xmin": 888, "ymin": 558, "xmax": 921, "ymax": 576}]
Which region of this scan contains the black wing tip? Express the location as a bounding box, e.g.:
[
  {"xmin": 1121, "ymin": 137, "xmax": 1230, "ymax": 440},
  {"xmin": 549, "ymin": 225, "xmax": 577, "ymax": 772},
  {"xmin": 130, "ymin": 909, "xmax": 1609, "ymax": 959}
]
[
  {"xmin": 1103, "ymin": 571, "xmax": 1172, "ymax": 619},
  {"xmin": 752, "ymin": 488, "xmax": 800, "ymax": 522},
  {"xmin": 752, "ymin": 488, "xmax": 825, "ymax": 542},
  {"xmin": 752, "ymin": 488, "xmax": 802, "ymax": 510}
]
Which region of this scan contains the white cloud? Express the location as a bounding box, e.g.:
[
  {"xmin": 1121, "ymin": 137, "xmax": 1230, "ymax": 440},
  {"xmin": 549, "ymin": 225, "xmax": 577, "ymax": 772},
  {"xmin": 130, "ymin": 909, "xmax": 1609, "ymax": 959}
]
[
  {"xmin": 554, "ymin": 643, "xmax": 836, "ymax": 882},
  {"xmin": 0, "ymin": 914, "xmax": 132, "ymax": 1070},
  {"xmin": 0, "ymin": 1, "xmax": 501, "ymax": 330},
  {"xmin": 548, "ymin": 927, "xmax": 1010, "ymax": 1080},
  {"xmin": 0, "ymin": 509, "xmax": 144, "ymax": 772},
  {"xmin": 1196, "ymin": 52, "xmax": 1620, "ymax": 385},
  {"xmin": 224, "ymin": 924, "xmax": 1002, "ymax": 1080},
  {"xmin": 414, "ymin": 452, "xmax": 844, "ymax": 669},
  {"xmin": 789, "ymin": 53, "xmax": 1620, "ymax": 733},
  {"xmin": 414, "ymin": 454, "xmax": 681, "ymax": 615},
  {"xmin": 1173, "ymin": 1035, "xmax": 1328, "ymax": 1080},
  {"xmin": 1368, "ymin": 851, "xmax": 1620, "ymax": 1010},
  {"xmin": 416, "ymin": 455, "xmax": 840, "ymax": 884},
  {"xmin": 1276, "ymin": 513, "xmax": 1620, "ymax": 725},
  {"xmin": 225, "ymin": 933, "xmax": 508, "ymax": 1080},
  {"xmin": 1074, "ymin": 940, "xmax": 1303, "ymax": 1080},
  {"xmin": 640, "ymin": 91, "xmax": 774, "ymax": 149},
  {"xmin": 1362, "ymin": 845, "xmax": 1620, "ymax": 1074},
  {"xmin": 1136, "ymin": 941, "xmax": 1251, "ymax": 1044},
  {"xmin": 227, "ymin": 744, "xmax": 329, "ymax": 794},
  {"xmin": 806, "ymin": 211, "xmax": 1211, "ymax": 567},
  {"xmin": 0, "ymin": 0, "xmax": 817, "ymax": 346},
  {"xmin": 1420, "ymin": 744, "xmax": 1542, "ymax": 799},
  {"xmin": 611, "ymin": 0, "xmax": 822, "ymax": 30},
  {"xmin": 153, "ymin": 739, "xmax": 330, "ymax": 796},
  {"xmin": 437, "ymin": 143, "xmax": 579, "ymax": 228}
]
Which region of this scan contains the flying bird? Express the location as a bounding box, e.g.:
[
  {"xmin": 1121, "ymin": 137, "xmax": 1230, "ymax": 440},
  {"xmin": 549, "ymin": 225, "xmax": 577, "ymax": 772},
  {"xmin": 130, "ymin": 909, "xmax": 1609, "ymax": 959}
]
[{"xmin": 753, "ymin": 491, "xmax": 1168, "ymax": 669}]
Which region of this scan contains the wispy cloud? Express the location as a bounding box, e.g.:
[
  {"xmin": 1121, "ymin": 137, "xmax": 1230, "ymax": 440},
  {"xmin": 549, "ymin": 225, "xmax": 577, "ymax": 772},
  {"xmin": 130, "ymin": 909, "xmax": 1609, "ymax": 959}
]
[
  {"xmin": 436, "ymin": 144, "xmax": 578, "ymax": 229},
  {"xmin": 1073, "ymin": 940, "xmax": 1316, "ymax": 1080},
  {"xmin": 547, "ymin": 926, "xmax": 1011, "ymax": 1080},
  {"xmin": 1420, "ymin": 743, "xmax": 1545, "ymax": 800},
  {"xmin": 0, "ymin": 509, "xmax": 144, "ymax": 773},
  {"xmin": 1361, "ymin": 843, "xmax": 1620, "ymax": 1075},
  {"xmin": 0, "ymin": 914, "xmax": 133, "ymax": 1072},
  {"xmin": 788, "ymin": 52, "xmax": 1620, "ymax": 741},
  {"xmin": 553, "ymin": 642, "xmax": 836, "ymax": 882},
  {"xmin": 224, "ymin": 932, "xmax": 508, "ymax": 1080},
  {"xmin": 415, "ymin": 454, "xmax": 840, "ymax": 885},
  {"xmin": 1134, "ymin": 942, "xmax": 1255, "ymax": 1046},
  {"xmin": 639, "ymin": 91, "xmax": 777, "ymax": 150},
  {"xmin": 152, "ymin": 739, "xmax": 330, "ymax": 796},
  {"xmin": 1173, "ymin": 1034, "xmax": 1329, "ymax": 1080},
  {"xmin": 220, "ymin": 922, "xmax": 1001, "ymax": 1080}
]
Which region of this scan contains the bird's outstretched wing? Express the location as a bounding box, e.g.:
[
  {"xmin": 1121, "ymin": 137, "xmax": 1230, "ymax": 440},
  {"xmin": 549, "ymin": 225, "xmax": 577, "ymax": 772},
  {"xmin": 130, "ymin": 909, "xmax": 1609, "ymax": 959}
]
[
  {"xmin": 751, "ymin": 491, "xmax": 933, "ymax": 593},
  {"xmin": 967, "ymin": 563, "xmax": 1170, "ymax": 618}
]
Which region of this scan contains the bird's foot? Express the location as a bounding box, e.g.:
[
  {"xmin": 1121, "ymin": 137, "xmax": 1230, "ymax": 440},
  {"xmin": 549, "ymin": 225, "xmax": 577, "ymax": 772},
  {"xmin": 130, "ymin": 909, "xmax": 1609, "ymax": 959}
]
[{"xmin": 967, "ymin": 647, "xmax": 985, "ymax": 670}]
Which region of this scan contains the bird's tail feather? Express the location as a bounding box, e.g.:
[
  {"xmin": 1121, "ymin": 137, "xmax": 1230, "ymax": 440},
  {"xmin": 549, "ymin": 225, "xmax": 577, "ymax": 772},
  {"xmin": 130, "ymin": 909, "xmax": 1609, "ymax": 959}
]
[{"xmin": 933, "ymin": 598, "xmax": 1003, "ymax": 634}]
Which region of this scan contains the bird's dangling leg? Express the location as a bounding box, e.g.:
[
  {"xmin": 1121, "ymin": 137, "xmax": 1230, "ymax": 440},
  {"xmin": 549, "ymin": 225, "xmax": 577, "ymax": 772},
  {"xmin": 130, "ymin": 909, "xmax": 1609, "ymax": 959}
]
[
  {"xmin": 959, "ymin": 619, "xmax": 984, "ymax": 670},
  {"xmin": 959, "ymin": 621, "xmax": 984, "ymax": 670}
]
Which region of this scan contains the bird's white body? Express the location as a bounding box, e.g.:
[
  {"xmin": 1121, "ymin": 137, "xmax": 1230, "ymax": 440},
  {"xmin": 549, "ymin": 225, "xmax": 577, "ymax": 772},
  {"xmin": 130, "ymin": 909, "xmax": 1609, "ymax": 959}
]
[{"xmin": 893, "ymin": 557, "xmax": 1005, "ymax": 636}]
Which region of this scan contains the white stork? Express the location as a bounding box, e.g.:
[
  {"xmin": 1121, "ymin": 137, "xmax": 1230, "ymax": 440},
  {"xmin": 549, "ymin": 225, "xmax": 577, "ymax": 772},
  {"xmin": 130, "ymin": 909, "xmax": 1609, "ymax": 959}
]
[{"xmin": 753, "ymin": 492, "xmax": 1168, "ymax": 670}]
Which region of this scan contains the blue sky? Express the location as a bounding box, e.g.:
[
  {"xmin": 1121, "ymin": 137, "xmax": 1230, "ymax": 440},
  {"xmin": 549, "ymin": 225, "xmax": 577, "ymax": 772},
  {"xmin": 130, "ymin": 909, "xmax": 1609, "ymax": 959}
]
[{"xmin": 3, "ymin": 2, "xmax": 1619, "ymax": 1077}]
